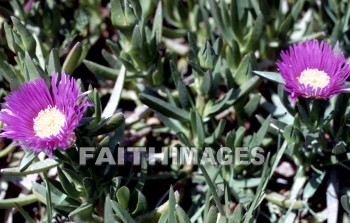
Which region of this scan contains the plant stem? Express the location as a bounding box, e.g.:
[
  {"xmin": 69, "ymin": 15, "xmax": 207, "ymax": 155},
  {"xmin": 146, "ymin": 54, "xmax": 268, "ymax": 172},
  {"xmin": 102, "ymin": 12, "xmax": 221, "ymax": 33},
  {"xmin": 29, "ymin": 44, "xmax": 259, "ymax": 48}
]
[
  {"xmin": 0, "ymin": 194, "xmax": 38, "ymax": 209},
  {"xmin": 44, "ymin": 172, "xmax": 52, "ymax": 223}
]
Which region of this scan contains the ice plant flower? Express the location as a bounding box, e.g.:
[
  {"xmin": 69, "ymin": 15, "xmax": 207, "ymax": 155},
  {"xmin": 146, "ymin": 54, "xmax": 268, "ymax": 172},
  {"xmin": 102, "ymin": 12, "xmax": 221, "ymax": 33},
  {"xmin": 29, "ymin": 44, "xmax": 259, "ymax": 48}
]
[
  {"xmin": 0, "ymin": 73, "xmax": 91, "ymax": 154},
  {"xmin": 276, "ymin": 39, "xmax": 350, "ymax": 100}
]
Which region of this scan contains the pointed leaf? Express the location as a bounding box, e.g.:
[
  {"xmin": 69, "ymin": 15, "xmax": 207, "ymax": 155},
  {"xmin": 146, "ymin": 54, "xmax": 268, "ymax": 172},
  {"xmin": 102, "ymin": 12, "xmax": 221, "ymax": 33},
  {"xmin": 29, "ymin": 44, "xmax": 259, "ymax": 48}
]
[
  {"xmin": 139, "ymin": 93, "xmax": 190, "ymax": 121},
  {"xmin": 2, "ymin": 159, "xmax": 58, "ymax": 176},
  {"xmin": 110, "ymin": 200, "xmax": 136, "ymax": 223},
  {"xmin": 62, "ymin": 42, "xmax": 83, "ymax": 74},
  {"xmin": 47, "ymin": 48, "xmax": 61, "ymax": 75},
  {"xmin": 116, "ymin": 186, "xmax": 130, "ymax": 209},
  {"xmin": 253, "ymin": 71, "xmax": 285, "ymax": 84}
]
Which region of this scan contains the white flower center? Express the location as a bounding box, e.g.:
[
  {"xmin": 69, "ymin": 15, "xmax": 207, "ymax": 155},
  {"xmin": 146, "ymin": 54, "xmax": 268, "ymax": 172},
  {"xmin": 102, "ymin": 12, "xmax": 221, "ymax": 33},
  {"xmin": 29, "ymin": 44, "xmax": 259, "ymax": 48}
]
[
  {"xmin": 33, "ymin": 106, "xmax": 66, "ymax": 138},
  {"xmin": 297, "ymin": 68, "xmax": 330, "ymax": 89}
]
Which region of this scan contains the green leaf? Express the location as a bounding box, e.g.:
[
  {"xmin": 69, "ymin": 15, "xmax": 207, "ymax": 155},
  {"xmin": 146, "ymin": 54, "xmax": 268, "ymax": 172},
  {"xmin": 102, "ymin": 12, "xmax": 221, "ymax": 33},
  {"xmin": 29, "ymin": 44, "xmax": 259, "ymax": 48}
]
[
  {"xmin": 243, "ymin": 13, "xmax": 264, "ymax": 52},
  {"xmin": 107, "ymin": 39, "xmax": 122, "ymax": 56},
  {"xmin": 231, "ymin": 203, "xmax": 243, "ymax": 221},
  {"xmin": 102, "ymin": 49, "xmax": 120, "ymax": 69},
  {"xmin": 206, "ymin": 119, "xmax": 227, "ymax": 144},
  {"xmin": 151, "ymin": 58, "xmax": 164, "ymax": 86},
  {"xmin": 208, "ymin": 0, "xmax": 232, "ymax": 42},
  {"xmin": 205, "ymin": 206, "xmax": 218, "ymax": 223},
  {"xmin": 278, "ymin": 14, "xmax": 293, "ymax": 34},
  {"xmin": 175, "ymin": 206, "xmax": 191, "ymax": 223},
  {"xmin": 198, "ymin": 41, "xmax": 216, "ymax": 70},
  {"xmin": 119, "ymin": 50, "xmax": 139, "ymax": 72},
  {"xmin": 32, "ymin": 181, "xmax": 67, "ymax": 205},
  {"xmin": 291, "ymin": 0, "xmax": 305, "ymax": 20},
  {"xmin": 234, "ymin": 126, "xmax": 246, "ymax": 147},
  {"xmin": 131, "ymin": 190, "xmax": 147, "ymax": 215},
  {"xmin": 139, "ymin": 93, "xmax": 190, "ymax": 121},
  {"xmin": 233, "ymin": 53, "xmax": 253, "ymax": 85},
  {"xmin": 151, "ymin": 1, "xmax": 162, "ymax": 45},
  {"xmin": 218, "ymin": 216, "xmax": 228, "ymax": 223},
  {"xmin": 130, "ymin": 0, "xmax": 142, "ymax": 19},
  {"xmin": 44, "ymin": 172, "xmax": 53, "ymax": 223},
  {"xmin": 341, "ymin": 195, "xmax": 350, "ymax": 214},
  {"xmin": 116, "ymin": 186, "xmax": 130, "ymax": 209},
  {"xmin": 47, "ymin": 48, "xmax": 61, "ymax": 75},
  {"xmin": 283, "ymin": 125, "xmax": 294, "ymax": 143},
  {"xmin": 88, "ymin": 113, "xmax": 125, "ymax": 135},
  {"xmin": 176, "ymin": 132, "xmax": 195, "ymax": 147},
  {"xmin": 177, "ymin": 79, "xmax": 192, "ymax": 109},
  {"xmin": 0, "ymin": 57, "xmax": 20, "ymax": 84},
  {"xmin": 199, "ymin": 165, "xmax": 225, "ymax": 216},
  {"xmin": 205, "ymin": 76, "xmax": 261, "ymax": 116},
  {"xmin": 2, "ymin": 159, "xmax": 58, "ymax": 176},
  {"xmin": 11, "ymin": 17, "xmax": 36, "ymax": 54},
  {"xmin": 158, "ymin": 211, "xmax": 170, "ymax": 223},
  {"xmin": 102, "ymin": 66, "xmax": 126, "ymax": 118},
  {"xmin": 258, "ymin": 0, "xmax": 271, "ymax": 21},
  {"xmin": 57, "ymin": 167, "xmax": 81, "ymax": 198},
  {"xmin": 243, "ymin": 153, "xmax": 271, "ymax": 223},
  {"xmin": 61, "ymin": 168, "xmax": 84, "ymax": 187},
  {"xmin": 332, "ymin": 141, "xmax": 346, "ymax": 155},
  {"xmin": 194, "ymin": 111, "xmax": 205, "ymax": 147},
  {"xmin": 83, "ymin": 177, "xmax": 96, "ymax": 198},
  {"xmin": 68, "ymin": 203, "xmax": 94, "ymax": 222},
  {"xmin": 9, "ymin": 1, "xmax": 25, "ymax": 20},
  {"xmin": 111, "ymin": 200, "xmax": 136, "ymax": 223},
  {"xmin": 296, "ymin": 103, "xmax": 312, "ymax": 126},
  {"xmin": 4, "ymin": 22, "xmax": 16, "ymax": 52},
  {"xmin": 213, "ymin": 37, "xmax": 223, "ymax": 55},
  {"xmin": 62, "ymin": 42, "xmax": 83, "ymax": 74},
  {"xmin": 200, "ymin": 71, "xmax": 213, "ymax": 95},
  {"xmin": 135, "ymin": 156, "xmax": 147, "ymax": 192},
  {"xmin": 111, "ymin": 0, "xmax": 140, "ymax": 32},
  {"xmin": 168, "ymin": 186, "xmax": 176, "ymax": 223},
  {"xmin": 24, "ymin": 51, "xmax": 45, "ymax": 81},
  {"xmin": 0, "ymin": 195, "xmax": 37, "ymax": 209},
  {"xmin": 104, "ymin": 195, "xmax": 115, "ymax": 223},
  {"xmin": 92, "ymin": 89, "xmax": 102, "ymax": 124},
  {"xmin": 249, "ymin": 115, "xmax": 271, "ymax": 148},
  {"xmin": 253, "ymin": 71, "xmax": 285, "ymax": 84},
  {"xmin": 14, "ymin": 203, "xmax": 36, "ymax": 223},
  {"xmin": 55, "ymin": 204, "xmax": 79, "ymax": 217},
  {"xmin": 130, "ymin": 25, "xmax": 142, "ymax": 50},
  {"xmin": 303, "ymin": 171, "xmax": 325, "ymax": 199},
  {"xmin": 19, "ymin": 150, "xmax": 38, "ymax": 172},
  {"xmin": 244, "ymin": 94, "xmax": 261, "ymax": 116},
  {"xmin": 225, "ymin": 40, "xmax": 241, "ymax": 69}
]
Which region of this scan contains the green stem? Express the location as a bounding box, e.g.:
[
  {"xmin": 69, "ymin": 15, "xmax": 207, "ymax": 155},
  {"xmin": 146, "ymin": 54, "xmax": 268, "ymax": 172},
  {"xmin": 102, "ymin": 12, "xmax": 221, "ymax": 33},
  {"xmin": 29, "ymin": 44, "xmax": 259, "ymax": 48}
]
[
  {"xmin": 0, "ymin": 144, "xmax": 16, "ymax": 158},
  {"xmin": 0, "ymin": 194, "xmax": 37, "ymax": 208},
  {"xmin": 44, "ymin": 172, "xmax": 52, "ymax": 223}
]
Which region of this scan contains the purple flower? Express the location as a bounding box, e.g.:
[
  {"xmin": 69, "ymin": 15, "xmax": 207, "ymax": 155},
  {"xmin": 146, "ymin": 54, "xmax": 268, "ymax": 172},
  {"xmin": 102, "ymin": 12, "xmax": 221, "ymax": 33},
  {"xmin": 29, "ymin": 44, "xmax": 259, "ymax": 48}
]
[
  {"xmin": 0, "ymin": 73, "xmax": 91, "ymax": 154},
  {"xmin": 276, "ymin": 40, "xmax": 350, "ymax": 100}
]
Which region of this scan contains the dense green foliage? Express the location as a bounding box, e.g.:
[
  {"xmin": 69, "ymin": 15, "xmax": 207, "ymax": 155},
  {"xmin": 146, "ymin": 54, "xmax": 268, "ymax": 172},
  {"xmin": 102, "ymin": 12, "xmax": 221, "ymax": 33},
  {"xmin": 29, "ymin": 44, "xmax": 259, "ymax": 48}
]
[{"xmin": 1, "ymin": 0, "xmax": 350, "ymax": 222}]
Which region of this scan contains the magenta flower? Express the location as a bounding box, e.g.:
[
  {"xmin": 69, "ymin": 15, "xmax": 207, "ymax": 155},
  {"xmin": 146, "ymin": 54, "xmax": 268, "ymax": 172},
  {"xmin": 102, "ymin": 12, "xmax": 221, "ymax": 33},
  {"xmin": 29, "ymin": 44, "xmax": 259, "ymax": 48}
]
[
  {"xmin": 276, "ymin": 40, "xmax": 350, "ymax": 100},
  {"xmin": 0, "ymin": 73, "xmax": 91, "ymax": 154}
]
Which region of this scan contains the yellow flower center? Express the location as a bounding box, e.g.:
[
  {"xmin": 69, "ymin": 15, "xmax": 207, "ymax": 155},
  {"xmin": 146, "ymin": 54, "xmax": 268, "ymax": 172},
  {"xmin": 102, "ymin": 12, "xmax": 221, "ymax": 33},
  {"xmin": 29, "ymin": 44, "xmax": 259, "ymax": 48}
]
[
  {"xmin": 297, "ymin": 68, "xmax": 330, "ymax": 89},
  {"xmin": 33, "ymin": 106, "xmax": 66, "ymax": 138}
]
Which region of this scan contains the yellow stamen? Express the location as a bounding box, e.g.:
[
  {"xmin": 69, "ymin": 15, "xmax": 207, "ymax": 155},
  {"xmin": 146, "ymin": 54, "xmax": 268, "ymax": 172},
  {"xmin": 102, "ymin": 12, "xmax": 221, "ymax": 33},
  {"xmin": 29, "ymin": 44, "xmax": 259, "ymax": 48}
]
[
  {"xmin": 297, "ymin": 68, "xmax": 330, "ymax": 89},
  {"xmin": 33, "ymin": 106, "xmax": 66, "ymax": 138}
]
